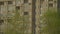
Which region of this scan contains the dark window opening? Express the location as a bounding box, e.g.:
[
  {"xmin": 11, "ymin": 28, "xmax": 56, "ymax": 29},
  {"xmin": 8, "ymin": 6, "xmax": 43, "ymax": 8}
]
[
  {"xmin": 40, "ymin": 0, "xmax": 44, "ymax": 1},
  {"xmin": 24, "ymin": 12, "xmax": 28, "ymax": 15},
  {"xmin": 49, "ymin": 0, "xmax": 53, "ymax": 1},
  {"xmin": 8, "ymin": 11, "xmax": 10, "ymax": 12},
  {"xmin": 49, "ymin": 3, "xmax": 53, "ymax": 7},
  {"xmin": 24, "ymin": 0, "xmax": 28, "ymax": 3},
  {"xmin": 0, "ymin": 20, "xmax": 4, "ymax": 25},
  {"xmin": 40, "ymin": 0, "xmax": 44, "ymax": 3},
  {"xmin": 8, "ymin": 1, "xmax": 13, "ymax": 4},
  {"xmin": 54, "ymin": 1, "xmax": 56, "ymax": 3},
  {"xmin": 7, "ymin": 19, "xmax": 11, "ymax": 22},
  {"xmin": 29, "ymin": 3, "xmax": 31, "ymax": 5},
  {"xmin": 16, "ymin": 6, "xmax": 20, "ymax": 10},
  {"xmin": 0, "ymin": 2, "xmax": 4, "ymax": 5}
]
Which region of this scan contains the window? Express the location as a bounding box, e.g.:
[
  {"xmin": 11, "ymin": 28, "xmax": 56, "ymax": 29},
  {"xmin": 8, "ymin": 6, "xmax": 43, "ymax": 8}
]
[
  {"xmin": 7, "ymin": 19, "xmax": 11, "ymax": 22},
  {"xmin": 40, "ymin": 0, "xmax": 44, "ymax": 3},
  {"xmin": 49, "ymin": 3, "xmax": 53, "ymax": 7},
  {"xmin": 0, "ymin": 20, "xmax": 4, "ymax": 25},
  {"xmin": 24, "ymin": 0, "xmax": 28, "ymax": 3},
  {"xmin": 40, "ymin": 0, "xmax": 44, "ymax": 1},
  {"xmin": 24, "ymin": 12, "xmax": 28, "ymax": 15},
  {"xmin": 54, "ymin": 1, "xmax": 56, "ymax": 3},
  {"xmin": 8, "ymin": 1, "xmax": 13, "ymax": 4},
  {"xmin": 29, "ymin": 3, "xmax": 31, "ymax": 5},
  {"xmin": 8, "ymin": 11, "xmax": 10, "ymax": 12},
  {"xmin": 16, "ymin": 6, "xmax": 20, "ymax": 10},
  {"xmin": 0, "ymin": 2, "xmax": 4, "ymax": 5},
  {"xmin": 49, "ymin": 0, "xmax": 53, "ymax": 1}
]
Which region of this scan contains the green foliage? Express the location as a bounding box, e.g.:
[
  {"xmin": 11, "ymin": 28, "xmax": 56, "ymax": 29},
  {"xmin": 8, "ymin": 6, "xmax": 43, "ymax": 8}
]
[
  {"xmin": 4, "ymin": 10, "xmax": 29, "ymax": 34},
  {"xmin": 4, "ymin": 9, "xmax": 30, "ymax": 34},
  {"xmin": 44, "ymin": 10, "xmax": 60, "ymax": 34}
]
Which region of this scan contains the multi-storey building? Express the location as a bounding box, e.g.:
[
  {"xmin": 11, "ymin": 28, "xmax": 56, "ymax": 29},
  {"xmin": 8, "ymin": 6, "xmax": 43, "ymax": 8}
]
[
  {"xmin": 36, "ymin": 0, "xmax": 57, "ymax": 34},
  {"xmin": 0, "ymin": 0, "xmax": 32, "ymax": 34},
  {"xmin": 0, "ymin": 0, "xmax": 57, "ymax": 34}
]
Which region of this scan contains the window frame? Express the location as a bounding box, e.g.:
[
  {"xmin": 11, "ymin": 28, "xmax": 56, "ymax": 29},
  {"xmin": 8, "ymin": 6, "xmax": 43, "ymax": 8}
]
[
  {"xmin": 49, "ymin": 0, "xmax": 53, "ymax": 1},
  {"xmin": 0, "ymin": 20, "xmax": 4, "ymax": 25},
  {"xmin": 49, "ymin": 3, "xmax": 53, "ymax": 7},
  {"xmin": 24, "ymin": 12, "xmax": 28, "ymax": 15},
  {"xmin": 8, "ymin": 1, "xmax": 13, "ymax": 4},
  {"xmin": 16, "ymin": 6, "xmax": 20, "ymax": 10},
  {"xmin": 24, "ymin": 0, "xmax": 28, "ymax": 3},
  {"xmin": 0, "ymin": 2, "xmax": 4, "ymax": 5}
]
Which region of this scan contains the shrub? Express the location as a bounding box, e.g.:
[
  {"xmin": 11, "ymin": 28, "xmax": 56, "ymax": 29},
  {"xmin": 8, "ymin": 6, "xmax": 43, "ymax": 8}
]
[{"xmin": 44, "ymin": 10, "xmax": 60, "ymax": 34}]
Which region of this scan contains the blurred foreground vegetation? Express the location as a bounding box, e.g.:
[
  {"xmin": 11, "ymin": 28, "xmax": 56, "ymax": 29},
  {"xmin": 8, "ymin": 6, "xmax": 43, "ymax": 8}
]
[
  {"xmin": 3, "ymin": 9, "xmax": 60, "ymax": 34},
  {"xmin": 43, "ymin": 10, "xmax": 60, "ymax": 34},
  {"xmin": 4, "ymin": 10, "xmax": 29, "ymax": 34}
]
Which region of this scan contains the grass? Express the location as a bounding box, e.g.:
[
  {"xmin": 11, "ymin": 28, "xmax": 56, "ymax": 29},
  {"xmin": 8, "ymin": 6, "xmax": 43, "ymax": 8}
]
[{"xmin": 43, "ymin": 10, "xmax": 60, "ymax": 34}]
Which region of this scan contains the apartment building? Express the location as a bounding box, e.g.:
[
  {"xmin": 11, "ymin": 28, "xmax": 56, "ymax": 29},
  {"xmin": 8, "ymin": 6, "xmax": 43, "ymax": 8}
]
[
  {"xmin": 0, "ymin": 0, "xmax": 32, "ymax": 34},
  {"xmin": 0, "ymin": 0, "xmax": 57, "ymax": 34},
  {"xmin": 36, "ymin": 0, "xmax": 57, "ymax": 34}
]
